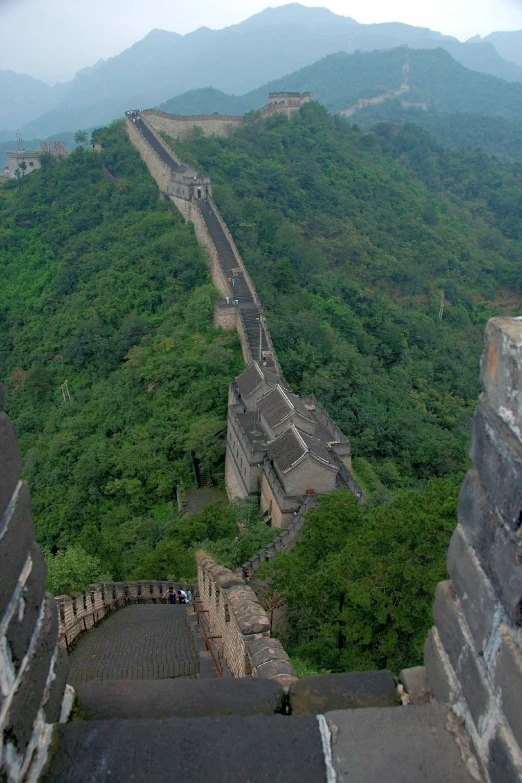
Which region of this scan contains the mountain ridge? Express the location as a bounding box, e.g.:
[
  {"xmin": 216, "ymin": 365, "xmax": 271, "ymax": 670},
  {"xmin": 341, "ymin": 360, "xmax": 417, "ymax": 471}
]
[{"xmin": 6, "ymin": 4, "xmax": 522, "ymax": 137}]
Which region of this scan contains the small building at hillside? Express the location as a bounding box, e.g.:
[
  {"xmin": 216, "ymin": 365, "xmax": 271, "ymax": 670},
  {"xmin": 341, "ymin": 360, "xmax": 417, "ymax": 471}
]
[
  {"xmin": 225, "ymin": 361, "xmax": 358, "ymax": 526},
  {"xmin": 6, "ymin": 144, "xmax": 69, "ymax": 179}
]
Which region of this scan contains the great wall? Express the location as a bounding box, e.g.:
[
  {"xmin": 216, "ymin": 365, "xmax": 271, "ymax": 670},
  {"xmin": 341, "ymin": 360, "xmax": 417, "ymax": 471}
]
[{"xmin": 1, "ymin": 96, "xmax": 522, "ymax": 782}]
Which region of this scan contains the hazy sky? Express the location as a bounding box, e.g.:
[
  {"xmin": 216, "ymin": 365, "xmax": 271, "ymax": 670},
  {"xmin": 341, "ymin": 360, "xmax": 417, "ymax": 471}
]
[{"xmin": 1, "ymin": 0, "xmax": 521, "ymax": 84}]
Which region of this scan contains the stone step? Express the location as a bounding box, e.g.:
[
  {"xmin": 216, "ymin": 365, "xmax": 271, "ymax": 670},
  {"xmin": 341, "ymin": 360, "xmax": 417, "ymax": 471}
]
[
  {"xmin": 75, "ymin": 677, "xmax": 285, "ymax": 720},
  {"xmin": 43, "ymin": 703, "xmax": 478, "ymax": 783}
]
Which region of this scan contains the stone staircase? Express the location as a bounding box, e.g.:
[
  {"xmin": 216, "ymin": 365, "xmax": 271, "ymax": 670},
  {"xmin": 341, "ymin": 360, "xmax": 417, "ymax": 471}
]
[{"xmin": 41, "ymin": 670, "xmax": 478, "ymax": 783}]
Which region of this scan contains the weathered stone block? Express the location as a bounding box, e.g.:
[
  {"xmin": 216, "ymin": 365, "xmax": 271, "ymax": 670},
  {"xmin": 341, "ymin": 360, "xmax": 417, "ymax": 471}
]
[
  {"xmin": 5, "ymin": 543, "xmax": 47, "ymax": 672},
  {"xmin": 44, "ymin": 644, "xmax": 69, "ymax": 724},
  {"xmin": 0, "ymin": 482, "xmax": 35, "ymax": 612},
  {"xmin": 255, "ymin": 659, "xmax": 298, "ymax": 680},
  {"xmin": 399, "ymin": 666, "xmax": 431, "ymax": 704},
  {"xmin": 492, "ymin": 623, "xmax": 522, "ymax": 749},
  {"xmin": 76, "ymin": 678, "xmax": 285, "ymax": 720},
  {"xmin": 471, "ymin": 404, "xmax": 522, "ymax": 531},
  {"xmin": 447, "ymin": 526, "xmax": 498, "ymax": 653},
  {"xmin": 248, "ymin": 638, "xmax": 292, "ymax": 669},
  {"xmin": 326, "ymin": 703, "xmax": 478, "ymax": 782},
  {"xmin": 488, "ymin": 727, "xmax": 522, "ymax": 783},
  {"xmin": 433, "ymin": 581, "xmax": 491, "ymax": 728},
  {"xmin": 424, "ymin": 627, "xmax": 455, "ymax": 704},
  {"xmin": 4, "ymin": 595, "xmax": 58, "ymax": 754},
  {"xmin": 0, "ymin": 412, "xmax": 22, "ymax": 521},
  {"xmin": 45, "ymin": 713, "xmax": 326, "ymax": 783},
  {"xmin": 481, "ymin": 317, "xmax": 522, "ymax": 442},
  {"xmin": 458, "ymin": 470, "xmax": 522, "ymax": 625},
  {"xmin": 289, "ymin": 670, "xmax": 397, "ymax": 715}
]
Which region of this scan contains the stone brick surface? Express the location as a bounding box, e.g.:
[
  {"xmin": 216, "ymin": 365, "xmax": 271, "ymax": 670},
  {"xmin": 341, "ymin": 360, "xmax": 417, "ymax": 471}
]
[
  {"xmin": 487, "ymin": 727, "xmax": 522, "ymax": 783},
  {"xmin": 0, "ymin": 482, "xmax": 35, "ymax": 612},
  {"xmin": 44, "ymin": 645, "xmax": 69, "ymax": 724},
  {"xmin": 446, "ymin": 526, "xmax": 498, "ymax": 653},
  {"xmin": 76, "ymin": 678, "xmax": 285, "ymax": 720},
  {"xmin": 0, "ymin": 411, "xmax": 22, "ymax": 521},
  {"xmin": 492, "ymin": 623, "xmax": 522, "ymax": 748},
  {"xmin": 424, "ymin": 627, "xmax": 455, "ymax": 704},
  {"xmin": 326, "ymin": 703, "xmax": 478, "ymax": 782},
  {"xmin": 67, "ymin": 605, "xmax": 199, "ymax": 685},
  {"xmin": 43, "ymin": 714, "xmax": 326, "ymax": 783},
  {"xmin": 458, "ymin": 469, "xmax": 522, "ymax": 625},
  {"xmin": 4, "ymin": 595, "xmax": 58, "ymax": 754},
  {"xmin": 470, "ymin": 404, "xmax": 522, "ymax": 532},
  {"xmin": 433, "ymin": 581, "xmax": 491, "ymax": 728},
  {"xmin": 289, "ymin": 671, "xmax": 397, "ymax": 714},
  {"xmin": 399, "ymin": 666, "xmax": 431, "ymax": 704},
  {"xmin": 481, "ymin": 317, "xmax": 522, "ymax": 441},
  {"xmin": 5, "ymin": 543, "xmax": 47, "ymax": 673}
]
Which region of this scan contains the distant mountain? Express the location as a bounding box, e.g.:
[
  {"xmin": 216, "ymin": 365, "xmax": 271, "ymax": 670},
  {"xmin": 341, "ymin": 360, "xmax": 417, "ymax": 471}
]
[
  {"xmin": 0, "ymin": 71, "xmax": 69, "ymax": 131},
  {"xmin": 14, "ymin": 4, "xmax": 522, "ymax": 138},
  {"xmin": 158, "ymin": 48, "xmax": 522, "ymax": 164},
  {"xmin": 156, "ymin": 88, "xmax": 249, "ymax": 116},
  {"xmin": 243, "ymin": 49, "xmax": 522, "ymax": 119},
  {"xmin": 469, "ymin": 31, "xmax": 522, "ymax": 68}
]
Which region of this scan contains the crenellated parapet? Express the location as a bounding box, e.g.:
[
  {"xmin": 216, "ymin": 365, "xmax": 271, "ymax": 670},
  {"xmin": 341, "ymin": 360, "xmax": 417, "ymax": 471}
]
[
  {"xmin": 425, "ymin": 317, "xmax": 522, "ymax": 781},
  {"xmin": 196, "ymin": 552, "xmax": 298, "ymax": 688}
]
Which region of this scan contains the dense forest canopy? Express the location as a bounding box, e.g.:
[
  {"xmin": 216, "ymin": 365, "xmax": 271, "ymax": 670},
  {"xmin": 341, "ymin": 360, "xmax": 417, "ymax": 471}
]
[{"xmin": 0, "ymin": 123, "xmax": 279, "ymax": 585}]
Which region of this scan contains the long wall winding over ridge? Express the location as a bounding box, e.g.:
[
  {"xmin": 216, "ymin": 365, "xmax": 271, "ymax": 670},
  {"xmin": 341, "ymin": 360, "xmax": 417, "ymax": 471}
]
[{"xmin": 126, "ymin": 107, "xmax": 364, "ymax": 546}]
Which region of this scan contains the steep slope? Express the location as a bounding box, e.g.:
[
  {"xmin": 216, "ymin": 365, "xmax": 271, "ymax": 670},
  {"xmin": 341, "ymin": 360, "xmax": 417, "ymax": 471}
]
[
  {"xmin": 469, "ymin": 30, "xmax": 522, "ymax": 68},
  {"xmin": 0, "ymin": 123, "xmax": 244, "ymax": 579},
  {"xmin": 168, "ymin": 102, "xmax": 521, "ymax": 485},
  {"xmin": 17, "ymin": 4, "xmax": 522, "ymax": 137}
]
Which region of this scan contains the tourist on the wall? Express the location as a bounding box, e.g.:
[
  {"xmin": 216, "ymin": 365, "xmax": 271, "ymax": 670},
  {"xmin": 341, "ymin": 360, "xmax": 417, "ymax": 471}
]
[{"xmin": 161, "ymin": 587, "xmax": 177, "ymax": 604}]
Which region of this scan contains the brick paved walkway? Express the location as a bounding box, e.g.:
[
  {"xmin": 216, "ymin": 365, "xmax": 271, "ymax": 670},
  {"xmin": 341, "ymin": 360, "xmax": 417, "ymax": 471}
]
[{"xmin": 68, "ymin": 605, "xmax": 199, "ymax": 685}]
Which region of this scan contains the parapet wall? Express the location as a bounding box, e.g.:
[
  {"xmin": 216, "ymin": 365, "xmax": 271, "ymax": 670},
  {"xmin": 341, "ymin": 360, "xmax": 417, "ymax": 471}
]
[
  {"xmin": 126, "ymin": 116, "xmax": 171, "ymax": 193},
  {"xmin": 145, "ymin": 109, "xmax": 243, "ymax": 141},
  {"xmin": 196, "ymin": 553, "xmax": 297, "ymax": 687},
  {"xmin": 0, "ymin": 385, "xmax": 70, "ymax": 783},
  {"xmin": 56, "ymin": 580, "xmax": 196, "ymax": 651},
  {"xmin": 425, "ymin": 317, "xmax": 522, "ymax": 781}
]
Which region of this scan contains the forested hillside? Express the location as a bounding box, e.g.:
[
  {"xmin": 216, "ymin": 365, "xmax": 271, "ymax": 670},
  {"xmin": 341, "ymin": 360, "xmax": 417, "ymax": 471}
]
[
  {"xmin": 168, "ymin": 105, "xmax": 521, "ymax": 671},
  {"xmin": 0, "ymin": 124, "xmax": 278, "ymax": 587},
  {"xmin": 170, "ymin": 104, "xmax": 521, "ymax": 485},
  {"xmin": 352, "ymin": 103, "xmax": 522, "ymax": 165}
]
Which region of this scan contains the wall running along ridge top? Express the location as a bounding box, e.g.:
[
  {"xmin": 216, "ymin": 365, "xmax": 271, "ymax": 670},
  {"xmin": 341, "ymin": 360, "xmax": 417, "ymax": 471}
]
[{"xmin": 127, "ymin": 110, "xmax": 522, "ymax": 777}]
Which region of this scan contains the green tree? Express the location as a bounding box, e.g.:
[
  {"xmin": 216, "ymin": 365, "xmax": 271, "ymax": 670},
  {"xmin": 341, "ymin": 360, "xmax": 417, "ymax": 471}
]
[
  {"xmin": 44, "ymin": 545, "xmax": 103, "ymax": 595},
  {"xmin": 74, "ymin": 130, "xmax": 89, "ymax": 145}
]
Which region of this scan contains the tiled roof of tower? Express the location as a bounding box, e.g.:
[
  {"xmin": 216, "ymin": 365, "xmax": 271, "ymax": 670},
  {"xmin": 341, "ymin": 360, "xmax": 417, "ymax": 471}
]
[
  {"xmin": 269, "ymin": 425, "xmax": 337, "ymax": 473},
  {"xmin": 257, "ymin": 386, "xmax": 315, "ymax": 429},
  {"xmin": 235, "ymin": 363, "xmax": 288, "ymax": 399}
]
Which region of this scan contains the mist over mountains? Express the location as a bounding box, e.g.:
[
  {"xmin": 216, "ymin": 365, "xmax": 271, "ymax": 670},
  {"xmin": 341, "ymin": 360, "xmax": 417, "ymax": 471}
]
[{"xmin": 2, "ymin": 3, "xmax": 522, "ymax": 139}]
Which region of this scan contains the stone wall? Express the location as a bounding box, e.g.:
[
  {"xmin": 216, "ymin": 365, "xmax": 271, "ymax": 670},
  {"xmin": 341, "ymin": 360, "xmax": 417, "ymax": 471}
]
[
  {"xmin": 56, "ymin": 581, "xmax": 196, "ymax": 651},
  {"xmin": 242, "ymin": 495, "xmax": 316, "ymax": 574},
  {"xmin": 125, "ymin": 117, "xmax": 171, "ymax": 193},
  {"xmin": 196, "ymin": 553, "xmax": 297, "ymax": 687},
  {"xmin": 0, "ymin": 385, "xmax": 70, "ymax": 783},
  {"xmin": 424, "ymin": 317, "xmax": 522, "ymax": 782},
  {"xmin": 144, "ymin": 110, "xmax": 244, "ymax": 141}
]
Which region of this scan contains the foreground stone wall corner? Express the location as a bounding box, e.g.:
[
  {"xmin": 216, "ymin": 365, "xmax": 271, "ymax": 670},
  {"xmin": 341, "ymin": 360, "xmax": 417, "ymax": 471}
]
[
  {"xmin": 425, "ymin": 316, "xmax": 522, "ymax": 782},
  {"xmin": 0, "ymin": 384, "xmax": 68, "ymax": 783},
  {"xmin": 196, "ymin": 552, "xmax": 297, "ymax": 686}
]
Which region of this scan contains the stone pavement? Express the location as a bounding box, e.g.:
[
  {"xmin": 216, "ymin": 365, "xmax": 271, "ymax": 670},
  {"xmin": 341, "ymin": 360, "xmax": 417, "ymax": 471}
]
[{"xmin": 67, "ymin": 605, "xmax": 199, "ymax": 685}]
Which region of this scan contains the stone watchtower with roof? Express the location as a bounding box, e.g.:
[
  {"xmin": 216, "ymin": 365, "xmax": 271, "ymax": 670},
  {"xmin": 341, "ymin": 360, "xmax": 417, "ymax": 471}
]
[{"xmin": 225, "ymin": 362, "xmax": 361, "ymax": 527}]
